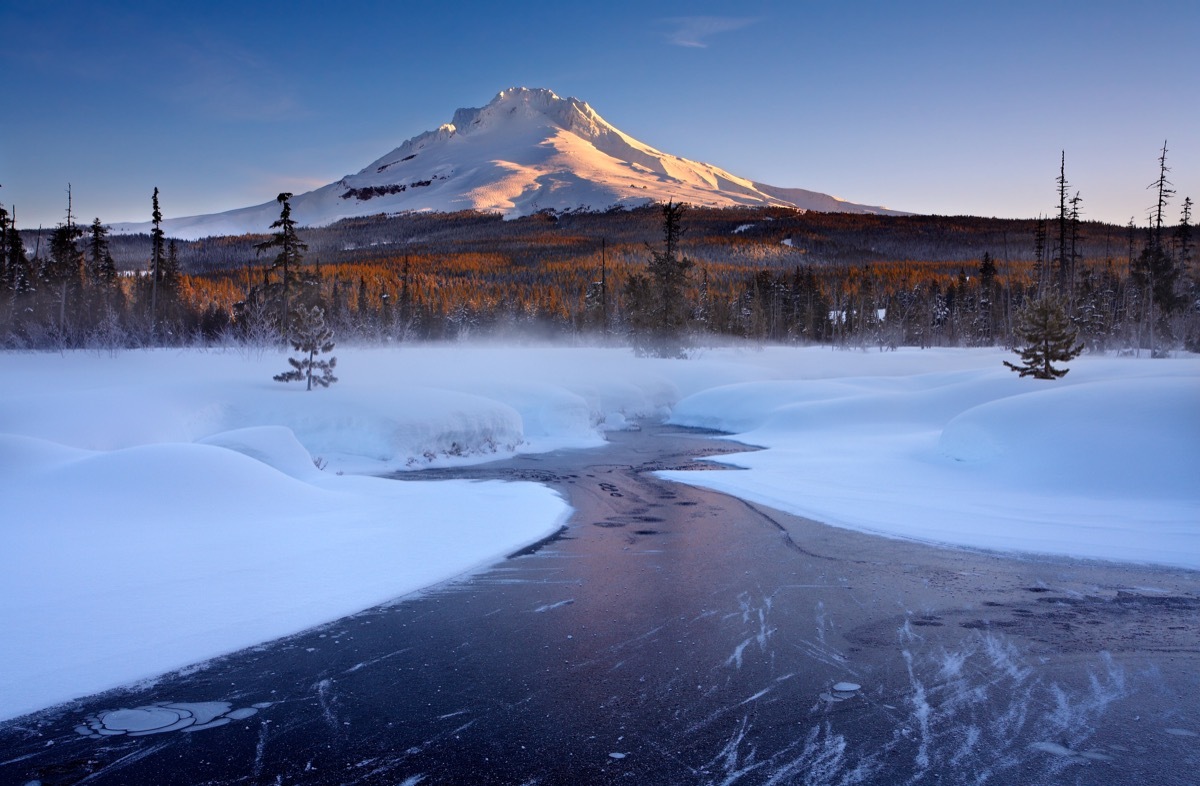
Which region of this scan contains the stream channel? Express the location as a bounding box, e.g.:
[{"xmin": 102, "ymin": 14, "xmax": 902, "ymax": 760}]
[{"xmin": 2, "ymin": 422, "xmax": 1198, "ymax": 785}]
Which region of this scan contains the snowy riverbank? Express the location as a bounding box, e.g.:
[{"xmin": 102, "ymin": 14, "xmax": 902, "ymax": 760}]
[
  {"xmin": 664, "ymin": 351, "xmax": 1199, "ymax": 570},
  {"xmin": 1, "ymin": 344, "xmax": 1197, "ymax": 721}
]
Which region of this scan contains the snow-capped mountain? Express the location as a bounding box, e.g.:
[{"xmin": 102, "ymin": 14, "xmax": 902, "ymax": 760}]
[{"xmin": 119, "ymin": 88, "xmax": 903, "ymax": 240}]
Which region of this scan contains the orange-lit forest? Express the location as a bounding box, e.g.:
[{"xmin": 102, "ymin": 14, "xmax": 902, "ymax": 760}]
[{"xmin": 1, "ymin": 200, "xmax": 1195, "ymax": 354}]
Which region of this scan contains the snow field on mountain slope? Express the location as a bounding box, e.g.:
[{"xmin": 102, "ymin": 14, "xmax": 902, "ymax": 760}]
[
  {"xmin": 0, "ymin": 345, "xmax": 1195, "ymax": 721},
  {"xmin": 116, "ymin": 87, "xmax": 897, "ymax": 239}
]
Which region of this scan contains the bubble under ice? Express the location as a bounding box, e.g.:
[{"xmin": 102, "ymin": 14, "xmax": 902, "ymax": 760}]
[
  {"xmin": 75, "ymin": 701, "xmax": 259, "ymax": 738},
  {"xmin": 821, "ymin": 680, "xmax": 864, "ymax": 703}
]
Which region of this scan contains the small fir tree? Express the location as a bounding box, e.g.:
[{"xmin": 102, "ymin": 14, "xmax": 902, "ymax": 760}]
[
  {"xmin": 274, "ymin": 305, "xmax": 337, "ymax": 390},
  {"xmin": 1004, "ymin": 297, "xmax": 1083, "ymax": 379}
]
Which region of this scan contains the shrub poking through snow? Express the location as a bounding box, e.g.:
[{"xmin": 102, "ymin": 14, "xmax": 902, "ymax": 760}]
[
  {"xmin": 1004, "ymin": 297, "xmax": 1083, "ymax": 380},
  {"xmin": 274, "ymin": 306, "xmax": 338, "ymax": 390}
]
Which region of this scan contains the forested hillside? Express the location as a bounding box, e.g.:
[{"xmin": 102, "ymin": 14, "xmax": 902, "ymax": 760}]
[{"xmin": 1, "ymin": 200, "xmax": 1195, "ymax": 354}]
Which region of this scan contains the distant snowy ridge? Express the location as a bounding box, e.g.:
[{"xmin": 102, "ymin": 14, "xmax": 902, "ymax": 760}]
[{"xmin": 112, "ymin": 87, "xmax": 904, "ymax": 240}]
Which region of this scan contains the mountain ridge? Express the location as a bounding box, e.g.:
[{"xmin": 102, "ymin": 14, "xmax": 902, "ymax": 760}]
[{"xmin": 115, "ymin": 87, "xmax": 906, "ymax": 240}]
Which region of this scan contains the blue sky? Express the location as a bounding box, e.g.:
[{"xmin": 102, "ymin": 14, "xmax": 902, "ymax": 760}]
[{"xmin": 2, "ymin": 0, "xmax": 1197, "ymax": 229}]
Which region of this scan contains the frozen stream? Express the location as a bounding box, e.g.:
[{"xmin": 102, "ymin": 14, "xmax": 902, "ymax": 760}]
[{"xmin": 2, "ymin": 423, "xmax": 1198, "ymax": 785}]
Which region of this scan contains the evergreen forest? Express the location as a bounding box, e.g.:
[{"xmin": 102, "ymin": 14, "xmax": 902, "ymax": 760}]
[{"xmin": 1, "ymin": 151, "xmax": 1195, "ymax": 357}]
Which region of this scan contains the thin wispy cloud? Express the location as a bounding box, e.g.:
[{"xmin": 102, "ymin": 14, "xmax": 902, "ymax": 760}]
[
  {"xmin": 169, "ymin": 38, "xmax": 308, "ymax": 122},
  {"xmin": 663, "ymin": 16, "xmax": 758, "ymax": 48}
]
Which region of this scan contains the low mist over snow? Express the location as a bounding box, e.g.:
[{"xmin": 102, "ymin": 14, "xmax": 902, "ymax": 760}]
[
  {"xmin": 112, "ymin": 88, "xmax": 903, "ymax": 240},
  {"xmin": 0, "ymin": 345, "xmax": 1196, "ymax": 721}
]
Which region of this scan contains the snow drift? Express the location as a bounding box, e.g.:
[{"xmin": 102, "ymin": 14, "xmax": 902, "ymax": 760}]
[{"xmin": 664, "ymin": 351, "xmax": 1199, "ymax": 570}]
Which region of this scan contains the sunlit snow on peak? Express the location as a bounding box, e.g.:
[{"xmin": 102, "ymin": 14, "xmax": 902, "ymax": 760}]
[{"xmin": 112, "ymin": 87, "xmax": 903, "ymax": 240}]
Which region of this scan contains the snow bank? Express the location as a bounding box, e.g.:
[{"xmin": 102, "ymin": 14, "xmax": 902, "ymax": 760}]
[
  {"xmin": 938, "ymin": 376, "xmax": 1198, "ymax": 499},
  {"xmin": 0, "ymin": 425, "xmax": 567, "ymax": 722},
  {"xmin": 664, "ymin": 351, "xmax": 1200, "ymax": 570}
]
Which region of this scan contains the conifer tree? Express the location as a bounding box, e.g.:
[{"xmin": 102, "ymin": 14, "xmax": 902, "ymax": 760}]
[
  {"xmin": 1054, "ymin": 153, "xmax": 1070, "ymax": 294},
  {"xmin": 626, "ymin": 200, "xmax": 693, "ymax": 356},
  {"xmin": 1176, "ymin": 196, "xmax": 1193, "ymax": 286},
  {"xmin": 1132, "ymin": 142, "xmax": 1181, "ymax": 355},
  {"xmin": 149, "ymin": 187, "xmax": 165, "ymax": 330},
  {"xmin": 1067, "ymin": 191, "xmax": 1083, "ymax": 306},
  {"xmin": 43, "ymin": 191, "xmax": 84, "ymax": 331},
  {"xmin": 1004, "ymin": 297, "xmax": 1083, "ymax": 379},
  {"xmin": 274, "ymin": 305, "xmax": 337, "ymax": 390},
  {"xmin": 87, "ymin": 217, "xmax": 117, "ymax": 287},
  {"xmin": 257, "ymin": 192, "xmax": 307, "ymax": 338},
  {"xmin": 163, "ymin": 239, "xmax": 182, "ymax": 301},
  {"xmin": 650, "ymin": 201, "xmax": 691, "ymax": 328},
  {"xmin": 0, "ymin": 204, "xmax": 9, "ymax": 289},
  {"xmin": 1180, "ymin": 196, "xmax": 1190, "ymax": 267},
  {"xmin": 7, "ymin": 208, "xmax": 32, "ymax": 298},
  {"xmin": 1033, "ymin": 215, "xmax": 1049, "ymax": 296},
  {"xmin": 1177, "ymin": 197, "xmax": 1198, "ymax": 351},
  {"xmin": 975, "ymin": 252, "xmax": 997, "ymax": 344},
  {"xmin": 1149, "ymin": 141, "xmax": 1175, "ymax": 250}
]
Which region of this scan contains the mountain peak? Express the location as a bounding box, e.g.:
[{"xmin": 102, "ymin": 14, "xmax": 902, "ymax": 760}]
[
  {"xmin": 115, "ymin": 88, "xmax": 904, "ymax": 239},
  {"xmin": 490, "ymin": 86, "xmax": 564, "ymax": 107},
  {"xmin": 447, "ymin": 86, "xmax": 608, "ymax": 140}
]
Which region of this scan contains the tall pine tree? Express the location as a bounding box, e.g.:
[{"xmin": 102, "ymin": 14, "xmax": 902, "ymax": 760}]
[
  {"xmin": 257, "ymin": 192, "xmax": 307, "ymax": 339},
  {"xmin": 0, "ymin": 203, "xmax": 9, "ymax": 290},
  {"xmin": 149, "ymin": 187, "xmax": 165, "ymax": 331},
  {"xmin": 43, "ymin": 189, "xmax": 84, "ymax": 332},
  {"xmin": 626, "ymin": 200, "xmax": 693, "ymax": 357},
  {"xmin": 1054, "ymin": 153, "xmax": 1070, "ymax": 295},
  {"xmin": 7, "ymin": 207, "xmax": 32, "ymax": 299},
  {"xmin": 1132, "ymin": 141, "xmax": 1180, "ymax": 355}
]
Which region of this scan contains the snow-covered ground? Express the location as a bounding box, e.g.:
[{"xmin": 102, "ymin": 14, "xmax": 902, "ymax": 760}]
[
  {"xmin": 663, "ymin": 350, "xmax": 1199, "ymax": 570},
  {"xmin": 1, "ymin": 345, "xmax": 1196, "ymax": 722}
]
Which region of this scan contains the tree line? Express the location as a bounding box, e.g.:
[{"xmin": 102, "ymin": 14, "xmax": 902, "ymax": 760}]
[{"xmin": 0, "ymin": 147, "xmax": 1194, "ymax": 355}]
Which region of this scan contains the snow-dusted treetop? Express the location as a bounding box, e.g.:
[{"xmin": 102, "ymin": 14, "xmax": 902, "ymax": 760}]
[{"xmin": 117, "ymin": 87, "xmax": 904, "ymax": 240}]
